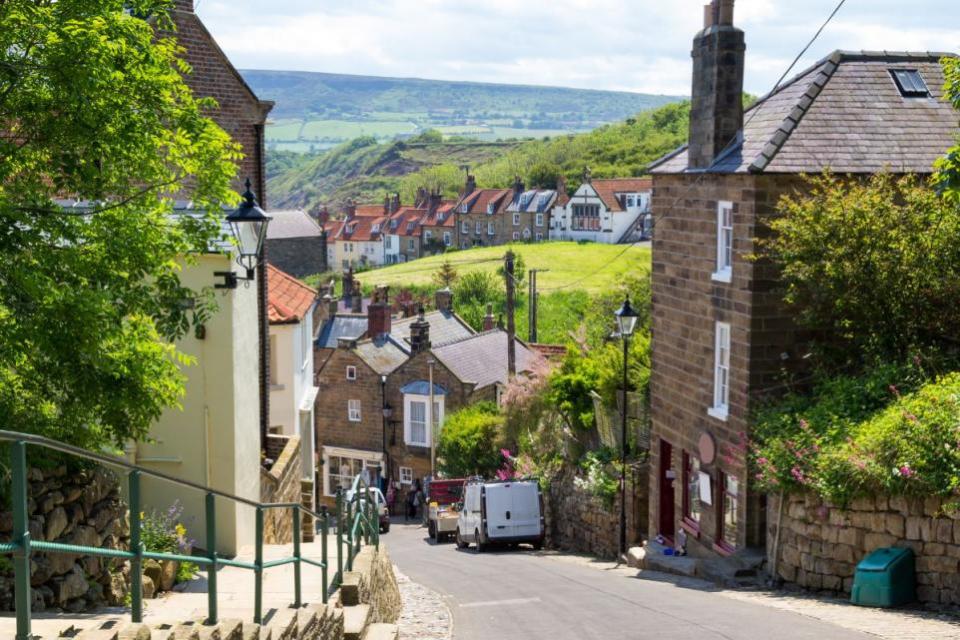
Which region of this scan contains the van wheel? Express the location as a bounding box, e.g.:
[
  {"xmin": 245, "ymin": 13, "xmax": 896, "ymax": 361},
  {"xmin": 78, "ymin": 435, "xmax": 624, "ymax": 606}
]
[
  {"xmin": 475, "ymin": 529, "xmax": 485, "ymax": 553},
  {"xmin": 456, "ymin": 530, "xmax": 468, "ymax": 549},
  {"xmin": 532, "ymin": 539, "xmax": 543, "ymax": 551}
]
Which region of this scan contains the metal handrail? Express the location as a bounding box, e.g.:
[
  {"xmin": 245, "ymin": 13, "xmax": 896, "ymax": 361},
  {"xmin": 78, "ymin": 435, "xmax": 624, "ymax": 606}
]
[{"xmin": 0, "ymin": 431, "xmax": 380, "ymax": 640}]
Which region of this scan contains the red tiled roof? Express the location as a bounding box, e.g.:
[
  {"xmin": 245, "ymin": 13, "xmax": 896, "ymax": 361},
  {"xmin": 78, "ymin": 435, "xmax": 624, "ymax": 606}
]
[
  {"xmin": 354, "ymin": 204, "xmax": 387, "ymax": 217},
  {"xmin": 590, "ymin": 178, "xmax": 652, "ymax": 212},
  {"xmin": 389, "ymin": 207, "xmax": 426, "ymax": 237},
  {"xmin": 420, "ymin": 202, "xmax": 457, "ymax": 228},
  {"xmin": 267, "ymin": 265, "xmax": 317, "ymax": 324},
  {"xmin": 338, "ymin": 215, "xmax": 387, "ymax": 242}
]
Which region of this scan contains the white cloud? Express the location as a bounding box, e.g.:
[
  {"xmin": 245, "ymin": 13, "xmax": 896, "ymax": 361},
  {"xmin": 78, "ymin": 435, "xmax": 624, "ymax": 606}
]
[{"xmin": 195, "ymin": 0, "xmax": 958, "ymax": 96}]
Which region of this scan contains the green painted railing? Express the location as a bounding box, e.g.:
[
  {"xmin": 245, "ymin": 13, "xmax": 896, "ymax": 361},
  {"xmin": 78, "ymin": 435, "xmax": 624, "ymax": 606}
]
[{"xmin": 0, "ymin": 430, "xmax": 380, "ymax": 640}]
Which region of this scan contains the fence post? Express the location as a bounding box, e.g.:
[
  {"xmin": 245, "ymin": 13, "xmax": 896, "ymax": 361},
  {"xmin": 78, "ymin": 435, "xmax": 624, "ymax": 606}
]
[
  {"xmin": 346, "ymin": 494, "xmax": 355, "ymax": 571},
  {"xmin": 254, "ymin": 506, "xmax": 264, "ymax": 625},
  {"xmin": 128, "ymin": 470, "xmax": 143, "ymax": 623},
  {"xmin": 321, "ymin": 506, "xmax": 329, "ymax": 603},
  {"xmin": 205, "ymin": 492, "xmax": 218, "ymax": 625},
  {"xmin": 11, "ymin": 441, "xmax": 31, "ymax": 640},
  {"xmin": 335, "ymin": 490, "xmax": 343, "ymax": 586},
  {"xmin": 293, "ymin": 508, "xmax": 302, "ymax": 608}
]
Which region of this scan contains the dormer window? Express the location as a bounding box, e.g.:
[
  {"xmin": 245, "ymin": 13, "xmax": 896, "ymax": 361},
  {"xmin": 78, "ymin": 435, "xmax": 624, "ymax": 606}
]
[
  {"xmin": 487, "ymin": 203, "xmax": 495, "ymax": 214},
  {"xmin": 460, "ymin": 203, "xmax": 469, "ymax": 214},
  {"xmin": 890, "ymin": 69, "xmax": 930, "ymax": 98}
]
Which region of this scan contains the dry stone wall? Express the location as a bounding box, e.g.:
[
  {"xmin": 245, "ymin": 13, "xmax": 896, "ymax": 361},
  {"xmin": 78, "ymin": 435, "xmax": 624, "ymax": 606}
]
[
  {"xmin": 769, "ymin": 493, "xmax": 960, "ymax": 606},
  {"xmin": 543, "ymin": 463, "xmax": 648, "ymax": 559},
  {"xmin": 261, "ymin": 434, "xmax": 303, "ymax": 544},
  {"xmin": 0, "ymin": 465, "xmax": 130, "ymax": 613}
]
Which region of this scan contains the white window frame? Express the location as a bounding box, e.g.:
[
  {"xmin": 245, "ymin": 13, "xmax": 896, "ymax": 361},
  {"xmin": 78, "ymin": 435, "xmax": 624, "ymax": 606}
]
[
  {"xmin": 443, "ymin": 231, "xmax": 451, "ymax": 246},
  {"xmin": 348, "ymin": 399, "xmax": 362, "ymax": 422},
  {"xmin": 346, "ymin": 365, "xmax": 357, "ymax": 381},
  {"xmin": 460, "ymin": 203, "xmax": 468, "ymax": 214},
  {"xmin": 487, "ymin": 203, "xmax": 495, "ymax": 214},
  {"xmin": 535, "ymin": 212, "xmax": 544, "ymax": 227},
  {"xmin": 512, "ymin": 232, "xmax": 520, "ymax": 241},
  {"xmin": 403, "ymin": 393, "xmax": 444, "ymax": 447},
  {"xmin": 535, "ymin": 232, "xmax": 543, "ymax": 241},
  {"xmin": 476, "ymin": 220, "xmax": 482, "ymax": 235},
  {"xmin": 488, "ymin": 221, "xmax": 495, "ymax": 236},
  {"xmin": 399, "ymin": 467, "xmax": 414, "ymax": 485},
  {"xmin": 461, "ymin": 220, "xmax": 469, "ymax": 233},
  {"xmin": 708, "ymin": 322, "xmax": 731, "ymax": 421},
  {"xmin": 713, "ymin": 201, "xmax": 733, "ymax": 283},
  {"xmin": 513, "ymin": 213, "xmax": 520, "ymax": 226},
  {"xmin": 408, "ymin": 238, "xmax": 415, "ymax": 250},
  {"xmin": 322, "ymin": 447, "xmax": 384, "ymax": 497},
  {"xmin": 424, "ymin": 229, "xmax": 432, "ymax": 242}
]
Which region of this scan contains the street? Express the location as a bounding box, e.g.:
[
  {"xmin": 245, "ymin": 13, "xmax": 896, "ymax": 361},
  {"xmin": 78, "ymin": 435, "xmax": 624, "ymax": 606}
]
[{"xmin": 386, "ymin": 520, "xmax": 870, "ymax": 640}]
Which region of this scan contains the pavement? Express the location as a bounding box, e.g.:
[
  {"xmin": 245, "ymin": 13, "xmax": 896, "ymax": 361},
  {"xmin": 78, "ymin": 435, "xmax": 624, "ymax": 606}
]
[{"xmin": 384, "ymin": 519, "xmax": 960, "ymax": 640}]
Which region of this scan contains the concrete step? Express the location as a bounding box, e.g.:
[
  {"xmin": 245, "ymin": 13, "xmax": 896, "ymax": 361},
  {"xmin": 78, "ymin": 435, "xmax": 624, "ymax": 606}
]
[
  {"xmin": 117, "ymin": 624, "xmax": 152, "ymax": 640},
  {"xmin": 216, "ymin": 619, "xmax": 244, "ymax": 640},
  {"xmin": 262, "ymin": 608, "xmax": 299, "ymax": 640},
  {"xmin": 637, "ymin": 541, "xmax": 700, "ymax": 578},
  {"xmin": 241, "ymin": 622, "xmax": 266, "ymax": 640},
  {"xmin": 361, "ymin": 623, "xmax": 399, "ymax": 640},
  {"xmin": 295, "ymin": 606, "xmax": 318, "ymax": 639},
  {"xmin": 342, "ymin": 604, "xmax": 372, "ymax": 640},
  {"xmin": 339, "ymin": 572, "xmax": 361, "ymax": 606}
]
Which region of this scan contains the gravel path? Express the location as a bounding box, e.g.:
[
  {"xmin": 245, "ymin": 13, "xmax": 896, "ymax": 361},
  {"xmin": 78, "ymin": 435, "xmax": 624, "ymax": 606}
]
[{"xmin": 395, "ymin": 565, "xmax": 453, "ymax": 640}]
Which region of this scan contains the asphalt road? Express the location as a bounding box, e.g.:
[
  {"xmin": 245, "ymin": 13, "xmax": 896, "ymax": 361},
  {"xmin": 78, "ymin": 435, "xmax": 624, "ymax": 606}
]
[{"xmin": 385, "ymin": 519, "xmax": 869, "ymax": 640}]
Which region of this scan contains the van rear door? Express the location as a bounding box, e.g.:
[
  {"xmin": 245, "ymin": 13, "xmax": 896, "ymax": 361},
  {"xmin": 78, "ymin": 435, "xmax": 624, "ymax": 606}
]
[
  {"xmin": 483, "ymin": 483, "xmax": 513, "ymax": 539},
  {"xmin": 508, "ymin": 482, "xmax": 541, "ymax": 539}
]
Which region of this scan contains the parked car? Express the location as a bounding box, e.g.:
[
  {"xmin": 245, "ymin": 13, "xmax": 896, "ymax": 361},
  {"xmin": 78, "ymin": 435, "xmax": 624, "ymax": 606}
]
[
  {"xmin": 425, "ymin": 478, "xmax": 465, "ymax": 543},
  {"xmin": 345, "ymin": 487, "xmax": 390, "ymax": 534},
  {"xmin": 456, "ymin": 479, "xmax": 544, "ymax": 551}
]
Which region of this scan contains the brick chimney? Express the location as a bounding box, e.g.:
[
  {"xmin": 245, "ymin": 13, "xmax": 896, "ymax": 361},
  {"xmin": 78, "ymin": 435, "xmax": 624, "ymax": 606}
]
[
  {"xmin": 409, "ymin": 308, "xmax": 431, "ymax": 355},
  {"xmin": 688, "ymin": 0, "xmax": 745, "ymax": 169},
  {"xmin": 316, "ymin": 206, "xmax": 330, "ymax": 226},
  {"xmin": 556, "ymin": 175, "xmax": 567, "ymax": 196},
  {"xmin": 414, "ymin": 187, "xmax": 428, "ymax": 209},
  {"xmin": 383, "ymin": 194, "xmax": 392, "ymax": 215},
  {"xmin": 483, "ymin": 304, "xmax": 495, "ymax": 331},
  {"xmin": 367, "ymin": 286, "xmax": 392, "ymax": 339},
  {"xmin": 344, "ymin": 199, "xmax": 357, "ymax": 220},
  {"xmin": 464, "ymin": 174, "xmax": 477, "ymax": 197},
  {"xmin": 434, "ymin": 287, "xmax": 453, "ymax": 313},
  {"xmin": 351, "ymin": 282, "xmax": 363, "ymax": 313},
  {"xmin": 390, "ymin": 193, "xmax": 401, "ymax": 215},
  {"xmin": 513, "ymin": 176, "xmax": 525, "ymax": 197},
  {"xmin": 342, "ymin": 266, "xmax": 354, "ymax": 307},
  {"xmin": 428, "ymin": 189, "xmax": 443, "ymax": 216},
  {"xmin": 324, "ymin": 294, "xmax": 338, "ymax": 318},
  {"xmin": 173, "ymin": 0, "xmax": 194, "ymax": 11}
]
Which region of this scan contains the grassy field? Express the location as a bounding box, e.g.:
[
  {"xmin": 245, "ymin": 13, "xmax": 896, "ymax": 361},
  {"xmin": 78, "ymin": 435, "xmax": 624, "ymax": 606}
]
[{"xmin": 361, "ymin": 241, "xmax": 650, "ymax": 295}]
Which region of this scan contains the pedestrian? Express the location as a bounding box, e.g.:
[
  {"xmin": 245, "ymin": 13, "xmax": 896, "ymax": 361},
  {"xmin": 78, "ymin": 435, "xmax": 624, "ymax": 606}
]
[
  {"xmin": 413, "ymin": 482, "xmax": 425, "ymax": 521},
  {"xmin": 405, "ymin": 487, "xmax": 416, "ymax": 522}
]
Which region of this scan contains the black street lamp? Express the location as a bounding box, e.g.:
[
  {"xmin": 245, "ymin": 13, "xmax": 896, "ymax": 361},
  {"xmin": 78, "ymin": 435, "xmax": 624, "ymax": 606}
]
[
  {"xmin": 226, "ymin": 178, "xmax": 271, "ymax": 281},
  {"xmin": 614, "ymin": 296, "xmax": 639, "ymax": 560}
]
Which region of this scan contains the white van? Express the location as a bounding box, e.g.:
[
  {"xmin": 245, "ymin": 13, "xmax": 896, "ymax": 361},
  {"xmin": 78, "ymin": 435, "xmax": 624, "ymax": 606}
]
[{"xmin": 455, "ymin": 480, "xmax": 544, "ymax": 551}]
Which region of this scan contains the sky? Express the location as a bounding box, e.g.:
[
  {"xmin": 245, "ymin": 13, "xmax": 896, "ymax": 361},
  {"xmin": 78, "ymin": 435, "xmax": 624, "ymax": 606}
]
[{"xmin": 195, "ymin": 0, "xmax": 959, "ymax": 97}]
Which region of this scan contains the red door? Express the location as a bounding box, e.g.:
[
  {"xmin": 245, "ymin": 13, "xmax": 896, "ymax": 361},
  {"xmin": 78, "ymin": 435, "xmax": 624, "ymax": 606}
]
[{"xmin": 658, "ymin": 438, "xmax": 675, "ymax": 543}]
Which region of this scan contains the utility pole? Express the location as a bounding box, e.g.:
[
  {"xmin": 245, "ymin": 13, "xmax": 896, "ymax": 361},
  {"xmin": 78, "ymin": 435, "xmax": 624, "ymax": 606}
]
[
  {"xmin": 528, "ymin": 269, "xmax": 548, "ymax": 343},
  {"xmin": 505, "ymin": 251, "xmax": 516, "ymax": 376},
  {"xmin": 527, "ymin": 269, "xmax": 534, "ymax": 341}
]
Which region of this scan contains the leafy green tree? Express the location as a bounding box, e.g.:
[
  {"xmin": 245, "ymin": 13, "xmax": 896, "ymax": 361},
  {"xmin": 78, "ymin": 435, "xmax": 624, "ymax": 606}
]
[
  {"xmin": 437, "ymin": 402, "xmax": 505, "ymax": 478},
  {"xmin": 761, "ymin": 172, "xmax": 960, "ymax": 367},
  {"xmin": 935, "ymin": 55, "xmax": 960, "ymax": 203},
  {"xmin": 0, "ymin": 1, "xmax": 240, "ymax": 450},
  {"xmin": 527, "ymin": 162, "xmax": 562, "ymax": 189}
]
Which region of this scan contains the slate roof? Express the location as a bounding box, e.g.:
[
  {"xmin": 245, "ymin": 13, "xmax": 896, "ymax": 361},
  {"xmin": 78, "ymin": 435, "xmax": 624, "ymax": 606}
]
[
  {"xmin": 316, "ymin": 315, "xmax": 368, "ymax": 349},
  {"xmin": 431, "ymin": 329, "xmax": 540, "ymax": 391},
  {"xmin": 456, "ymin": 189, "xmax": 511, "ymax": 215},
  {"xmin": 650, "ymin": 51, "xmax": 959, "ymax": 175},
  {"xmin": 391, "ymin": 310, "xmax": 474, "ymax": 347},
  {"xmin": 503, "ymin": 189, "xmax": 558, "ymax": 214},
  {"xmin": 267, "ymin": 265, "xmax": 317, "ymax": 324},
  {"xmin": 354, "ymin": 335, "xmax": 409, "ymax": 375},
  {"xmin": 589, "ymin": 179, "xmax": 653, "ymax": 212},
  {"xmin": 265, "ymin": 210, "xmax": 323, "ymax": 240}
]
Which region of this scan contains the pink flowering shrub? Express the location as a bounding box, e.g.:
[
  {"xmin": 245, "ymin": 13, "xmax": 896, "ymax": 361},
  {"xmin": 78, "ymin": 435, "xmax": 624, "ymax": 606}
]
[{"xmin": 752, "ymin": 362, "xmax": 960, "ymax": 504}]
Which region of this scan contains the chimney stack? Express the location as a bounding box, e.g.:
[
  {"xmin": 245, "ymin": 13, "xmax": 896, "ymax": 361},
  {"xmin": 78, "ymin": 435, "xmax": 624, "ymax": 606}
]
[
  {"xmin": 391, "ymin": 193, "xmax": 401, "ymax": 214},
  {"xmin": 414, "ymin": 187, "xmax": 428, "ymax": 209},
  {"xmin": 351, "ymin": 282, "xmax": 363, "ymax": 314},
  {"xmin": 513, "ymin": 176, "xmax": 525, "ymax": 196},
  {"xmin": 483, "ymin": 304, "xmax": 495, "ymax": 332},
  {"xmin": 428, "ymin": 189, "xmax": 443, "ymax": 216},
  {"xmin": 409, "ymin": 307, "xmax": 431, "ymax": 355},
  {"xmin": 367, "ymin": 286, "xmax": 392, "ymax": 339},
  {"xmin": 344, "ymin": 199, "xmax": 357, "ymax": 220},
  {"xmin": 688, "ymin": 0, "xmax": 745, "ymax": 169},
  {"xmin": 173, "ymin": 0, "xmax": 194, "ymax": 11},
  {"xmin": 324, "ymin": 294, "xmax": 338, "ymax": 318},
  {"xmin": 556, "ymin": 175, "xmax": 567, "ymax": 196},
  {"xmin": 434, "ymin": 287, "xmax": 453, "ymax": 313},
  {"xmin": 464, "ymin": 174, "xmax": 477, "ymax": 197},
  {"xmin": 342, "ymin": 266, "xmax": 354, "ymax": 307}
]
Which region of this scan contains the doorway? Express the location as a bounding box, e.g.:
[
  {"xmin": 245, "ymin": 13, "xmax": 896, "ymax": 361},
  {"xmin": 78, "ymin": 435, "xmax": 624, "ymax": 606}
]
[{"xmin": 658, "ymin": 438, "xmax": 675, "ymax": 543}]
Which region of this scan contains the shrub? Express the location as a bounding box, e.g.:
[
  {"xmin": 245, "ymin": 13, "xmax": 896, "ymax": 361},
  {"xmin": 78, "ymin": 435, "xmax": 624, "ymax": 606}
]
[
  {"xmin": 575, "ymin": 448, "xmax": 622, "ymax": 509},
  {"xmin": 140, "ymin": 501, "xmax": 198, "ymax": 585},
  {"xmin": 437, "ymin": 402, "xmax": 505, "ymax": 478}
]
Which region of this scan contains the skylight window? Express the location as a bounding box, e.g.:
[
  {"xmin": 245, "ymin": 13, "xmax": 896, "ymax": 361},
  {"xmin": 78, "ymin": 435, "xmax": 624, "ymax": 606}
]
[{"xmin": 890, "ymin": 69, "xmax": 930, "ymax": 98}]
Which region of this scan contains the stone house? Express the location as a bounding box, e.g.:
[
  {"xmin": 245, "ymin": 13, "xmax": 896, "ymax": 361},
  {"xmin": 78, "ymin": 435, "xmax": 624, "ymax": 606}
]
[
  {"xmin": 453, "ymin": 180, "xmax": 512, "ymax": 248},
  {"xmin": 499, "ymin": 177, "xmax": 559, "ymax": 243},
  {"xmin": 646, "ymin": 0, "xmax": 957, "ymax": 560},
  {"xmin": 264, "ymin": 210, "xmax": 328, "ymax": 278},
  {"xmin": 549, "ymin": 177, "xmax": 652, "ymax": 243},
  {"xmin": 453, "ymin": 175, "xmax": 562, "ymax": 247}
]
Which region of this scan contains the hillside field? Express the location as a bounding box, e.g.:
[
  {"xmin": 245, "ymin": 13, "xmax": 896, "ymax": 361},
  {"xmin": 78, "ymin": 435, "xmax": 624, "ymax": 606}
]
[{"xmin": 360, "ymin": 241, "xmax": 650, "ymax": 295}]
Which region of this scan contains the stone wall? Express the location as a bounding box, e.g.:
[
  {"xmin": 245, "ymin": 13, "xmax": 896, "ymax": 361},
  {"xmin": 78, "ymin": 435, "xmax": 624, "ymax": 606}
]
[
  {"xmin": 261, "ymin": 434, "xmax": 303, "ymax": 544},
  {"xmin": 543, "ymin": 463, "xmax": 649, "ymax": 560},
  {"xmin": 266, "ymin": 236, "xmax": 328, "ymax": 279},
  {"xmin": 769, "ymin": 493, "xmax": 960, "ymax": 606},
  {"xmin": 0, "ymin": 466, "xmax": 130, "ymax": 613}
]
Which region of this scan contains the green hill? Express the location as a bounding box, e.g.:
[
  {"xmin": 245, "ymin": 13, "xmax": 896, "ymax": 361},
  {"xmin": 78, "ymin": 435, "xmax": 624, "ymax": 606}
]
[{"xmin": 267, "ymin": 101, "xmax": 690, "ymax": 211}]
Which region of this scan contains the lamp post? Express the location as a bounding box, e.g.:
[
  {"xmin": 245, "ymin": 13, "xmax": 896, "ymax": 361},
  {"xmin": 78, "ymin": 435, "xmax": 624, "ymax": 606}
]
[
  {"xmin": 226, "ymin": 179, "xmax": 271, "ymax": 450},
  {"xmin": 614, "ymin": 296, "xmax": 639, "ymax": 560}
]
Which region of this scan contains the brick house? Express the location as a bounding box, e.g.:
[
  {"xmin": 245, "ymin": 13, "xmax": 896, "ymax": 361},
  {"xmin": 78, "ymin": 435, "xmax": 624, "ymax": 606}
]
[
  {"xmin": 314, "ymin": 287, "xmax": 540, "ymax": 508},
  {"xmin": 646, "ymin": 0, "xmax": 957, "ymax": 557},
  {"xmin": 265, "ymin": 210, "xmax": 328, "ymax": 278}
]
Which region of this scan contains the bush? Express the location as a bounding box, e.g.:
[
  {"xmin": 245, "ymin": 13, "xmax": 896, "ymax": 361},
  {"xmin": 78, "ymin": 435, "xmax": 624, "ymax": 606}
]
[
  {"xmin": 752, "ymin": 360, "xmax": 960, "ymax": 504},
  {"xmin": 437, "ymin": 402, "xmax": 505, "ymax": 478},
  {"xmin": 140, "ymin": 501, "xmax": 198, "ymax": 584},
  {"xmin": 575, "ymin": 448, "xmax": 622, "ymax": 509}
]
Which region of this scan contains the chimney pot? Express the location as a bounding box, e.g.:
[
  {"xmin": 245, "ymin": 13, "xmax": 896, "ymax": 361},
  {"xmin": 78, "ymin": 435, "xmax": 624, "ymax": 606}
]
[
  {"xmin": 434, "ymin": 287, "xmax": 453, "ymax": 312},
  {"xmin": 703, "ymin": 3, "xmax": 714, "ymax": 28},
  {"xmin": 483, "ymin": 303, "xmax": 495, "ymax": 332},
  {"xmin": 367, "ymin": 286, "xmax": 392, "ymax": 338},
  {"xmin": 718, "ymin": 0, "xmax": 734, "ymax": 26},
  {"xmin": 409, "ymin": 306, "xmax": 431, "ymax": 354}
]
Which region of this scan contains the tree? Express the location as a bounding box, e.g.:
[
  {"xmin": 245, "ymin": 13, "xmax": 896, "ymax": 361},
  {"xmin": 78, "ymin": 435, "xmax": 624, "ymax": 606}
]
[
  {"xmin": 0, "ymin": 1, "xmax": 240, "ymax": 450},
  {"xmin": 935, "ymin": 55, "xmax": 960, "ymax": 204},
  {"xmin": 761, "ymin": 172, "xmax": 960, "ymax": 368},
  {"xmin": 437, "ymin": 402, "xmax": 505, "ymax": 478},
  {"xmin": 432, "ymin": 259, "xmax": 458, "ymax": 288}
]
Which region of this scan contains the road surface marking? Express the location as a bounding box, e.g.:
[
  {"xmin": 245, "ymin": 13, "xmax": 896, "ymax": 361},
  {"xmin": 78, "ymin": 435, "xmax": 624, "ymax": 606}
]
[{"xmin": 459, "ymin": 597, "xmax": 542, "ymax": 608}]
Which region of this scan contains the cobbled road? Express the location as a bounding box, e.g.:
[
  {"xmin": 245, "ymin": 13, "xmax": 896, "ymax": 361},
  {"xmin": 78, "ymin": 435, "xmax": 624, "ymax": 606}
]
[{"xmin": 385, "ymin": 519, "xmax": 871, "ymax": 640}]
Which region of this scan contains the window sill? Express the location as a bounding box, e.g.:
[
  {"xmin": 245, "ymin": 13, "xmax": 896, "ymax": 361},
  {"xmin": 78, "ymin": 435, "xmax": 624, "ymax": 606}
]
[
  {"xmin": 680, "ymin": 519, "xmax": 701, "ymax": 538},
  {"xmin": 711, "ymin": 270, "xmax": 732, "ymax": 284},
  {"xmin": 707, "ymin": 406, "xmax": 729, "ymax": 422}
]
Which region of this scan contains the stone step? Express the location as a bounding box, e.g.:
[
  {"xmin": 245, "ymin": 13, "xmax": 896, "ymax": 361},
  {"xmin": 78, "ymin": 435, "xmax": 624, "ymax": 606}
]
[
  {"xmin": 339, "ymin": 572, "xmax": 361, "ymax": 606},
  {"xmin": 342, "ymin": 604, "xmax": 372, "ymax": 640},
  {"xmin": 638, "ymin": 541, "xmax": 700, "ymax": 578},
  {"xmin": 295, "ymin": 606, "xmax": 318, "ymax": 639},
  {"xmin": 262, "ymin": 608, "xmax": 299, "ymax": 640},
  {"xmin": 117, "ymin": 624, "xmax": 152, "ymax": 640},
  {"xmin": 216, "ymin": 619, "xmax": 244, "ymax": 640},
  {"xmin": 361, "ymin": 623, "xmax": 399, "ymax": 640},
  {"xmin": 241, "ymin": 622, "xmax": 266, "ymax": 640}
]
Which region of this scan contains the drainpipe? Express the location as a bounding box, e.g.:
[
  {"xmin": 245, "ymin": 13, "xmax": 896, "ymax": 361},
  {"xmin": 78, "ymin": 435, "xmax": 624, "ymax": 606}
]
[{"xmin": 381, "ymin": 375, "xmax": 389, "ymax": 487}]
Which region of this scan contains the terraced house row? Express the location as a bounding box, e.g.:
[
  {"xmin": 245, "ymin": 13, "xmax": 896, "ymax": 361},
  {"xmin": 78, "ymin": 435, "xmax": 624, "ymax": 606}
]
[{"xmin": 320, "ymin": 173, "xmax": 654, "ymax": 270}]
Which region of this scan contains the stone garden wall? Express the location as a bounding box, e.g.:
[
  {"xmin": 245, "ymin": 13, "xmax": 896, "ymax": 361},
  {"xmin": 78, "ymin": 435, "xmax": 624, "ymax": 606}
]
[
  {"xmin": 0, "ymin": 465, "xmax": 130, "ymax": 613},
  {"xmin": 261, "ymin": 434, "xmax": 303, "ymax": 544},
  {"xmin": 543, "ymin": 463, "xmax": 648, "ymax": 560},
  {"xmin": 768, "ymin": 493, "xmax": 960, "ymax": 606}
]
